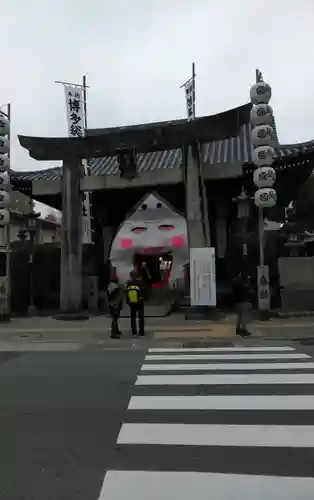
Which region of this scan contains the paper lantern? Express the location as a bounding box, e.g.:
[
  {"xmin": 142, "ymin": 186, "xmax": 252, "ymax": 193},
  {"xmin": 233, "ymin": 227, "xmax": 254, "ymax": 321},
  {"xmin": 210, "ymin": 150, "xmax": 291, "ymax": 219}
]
[
  {"xmin": 0, "ymin": 115, "xmax": 9, "ymax": 137},
  {"xmin": 250, "ymin": 81, "xmax": 272, "ymax": 105},
  {"xmin": 0, "ymin": 190, "xmax": 10, "ymax": 207},
  {"xmin": 0, "ymin": 171, "xmax": 10, "ymax": 186},
  {"xmin": 0, "ymin": 137, "xmax": 9, "ymax": 154},
  {"xmin": 254, "ymin": 188, "xmax": 277, "ymax": 208},
  {"xmin": 251, "ymin": 125, "xmax": 274, "ymax": 147},
  {"xmin": 0, "ymin": 154, "xmax": 9, "ymax": 171},
  {"xmin": 252, "ymin": 145, "xmax": 275, "ymax": 167},
  {"xmin": 250, "ymin": 104, "xmax": 273, "ymax": 127},
  {"xmin": 253, "ymin": 166, "xmax": 276, "ymax": 188},
  {"xmin": 0, "ymin": 208, "xmax": 9, "ymax": 226}
]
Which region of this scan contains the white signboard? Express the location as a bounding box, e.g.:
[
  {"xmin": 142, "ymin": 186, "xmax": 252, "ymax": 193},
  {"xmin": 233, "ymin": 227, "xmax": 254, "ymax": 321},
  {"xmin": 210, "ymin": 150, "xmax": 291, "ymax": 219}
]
[
  {"xmin": 184, "ymin": 78, "xmax": 195, "ymax": 121},
  {"xmin": 190, "ymin": 247, "xmax": 216, "ymax": 307},
  {"xmin": 257, "ymin": 265, "xmax": 270, "ymax": 310},
  {"xmin": 64, "ymin": 85, "xmax": 92, "ymax": 244}
]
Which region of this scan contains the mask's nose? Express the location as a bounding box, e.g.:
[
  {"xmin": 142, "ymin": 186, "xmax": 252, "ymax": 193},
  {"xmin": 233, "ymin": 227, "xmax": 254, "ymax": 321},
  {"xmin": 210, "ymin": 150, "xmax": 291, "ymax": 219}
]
[{"xmin": 143, "ymin": 227, "xmax": 163, "ymax": 248}]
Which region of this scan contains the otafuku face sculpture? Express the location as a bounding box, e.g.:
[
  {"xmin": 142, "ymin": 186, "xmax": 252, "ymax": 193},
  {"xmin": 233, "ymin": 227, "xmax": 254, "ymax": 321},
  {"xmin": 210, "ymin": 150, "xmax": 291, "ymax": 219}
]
[{"xmin": 110, "ymin": 193, "xmax": 188, "ymax": 287}]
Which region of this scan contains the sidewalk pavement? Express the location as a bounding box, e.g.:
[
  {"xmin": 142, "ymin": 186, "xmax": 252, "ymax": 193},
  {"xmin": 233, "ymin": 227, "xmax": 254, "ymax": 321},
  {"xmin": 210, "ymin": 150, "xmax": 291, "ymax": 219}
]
[{"xmin": 0, "ymin": 314, "xmax": 313, "ymax": 343}]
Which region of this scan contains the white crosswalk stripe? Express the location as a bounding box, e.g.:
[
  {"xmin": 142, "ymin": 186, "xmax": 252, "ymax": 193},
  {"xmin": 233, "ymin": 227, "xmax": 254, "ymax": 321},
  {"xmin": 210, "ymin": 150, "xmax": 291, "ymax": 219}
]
[{"xmin": 98, "ymin": 344, "xmax": 314, "ymax": 500}]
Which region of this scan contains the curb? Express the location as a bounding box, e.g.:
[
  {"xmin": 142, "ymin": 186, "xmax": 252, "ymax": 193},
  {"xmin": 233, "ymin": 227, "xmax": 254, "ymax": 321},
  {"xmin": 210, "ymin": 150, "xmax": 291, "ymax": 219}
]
[{"xmin": 271, "ymin": 311, "xmax": 314, "ymax": 319}]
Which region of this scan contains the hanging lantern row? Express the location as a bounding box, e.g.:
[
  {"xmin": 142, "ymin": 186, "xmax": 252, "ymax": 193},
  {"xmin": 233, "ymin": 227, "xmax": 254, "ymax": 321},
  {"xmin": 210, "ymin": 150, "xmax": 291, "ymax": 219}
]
[
  {"xmin": 0, "ymin": 113, "xmax": 10, "ymax": 227},
  {"xmin": 249, "ymin": 78, "xmax": 277, "ymax": 209}
]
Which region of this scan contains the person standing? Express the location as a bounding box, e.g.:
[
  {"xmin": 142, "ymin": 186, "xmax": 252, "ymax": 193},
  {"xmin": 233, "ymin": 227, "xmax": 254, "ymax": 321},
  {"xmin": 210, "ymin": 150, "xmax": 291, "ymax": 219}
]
[
  {"xmin": 126, "ymin": 270, "xmax": 146, "ymax": 336},
  {"xmin": 107, "ymin": 276, "xmax": 124, "ymax": 339},
  {"xmin": 232, "ymin": 272, "xmax": 252, "ymax": 337}
]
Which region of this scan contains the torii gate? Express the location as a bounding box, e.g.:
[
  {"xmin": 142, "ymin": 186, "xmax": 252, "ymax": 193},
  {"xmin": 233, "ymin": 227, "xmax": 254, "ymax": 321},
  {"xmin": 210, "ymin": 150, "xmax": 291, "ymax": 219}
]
[{"xmin": 18, "ymin": 104, "xmax": 250, "ymax": 314}]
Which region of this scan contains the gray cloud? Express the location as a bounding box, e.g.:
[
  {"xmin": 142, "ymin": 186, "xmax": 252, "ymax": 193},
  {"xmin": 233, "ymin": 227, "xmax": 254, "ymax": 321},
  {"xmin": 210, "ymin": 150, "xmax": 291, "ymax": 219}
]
[{"xmin": 1, "ymin": 0, "xmax": 314, "ymax": 176}]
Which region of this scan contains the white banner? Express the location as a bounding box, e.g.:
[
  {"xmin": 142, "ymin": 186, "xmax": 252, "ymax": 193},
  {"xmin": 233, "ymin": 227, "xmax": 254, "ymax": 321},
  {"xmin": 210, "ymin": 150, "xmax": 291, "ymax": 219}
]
[
  {"xmin": 64, "ymin": 86, "xmax": 84, "ymax": 138},
  {"xmin": 257, "ymin": 265, "xmax": 270, "ymax": 310},
  {"xmin": 184, "ymin": 78, "xmax": 195, "ymax": 121},
  {"xmin": 64, "ymin": 85, "xmax": 92, "ymax": 244},
  {"xmin": 190, "ymin": 247, "xmax": 216, "ymax": 307}
]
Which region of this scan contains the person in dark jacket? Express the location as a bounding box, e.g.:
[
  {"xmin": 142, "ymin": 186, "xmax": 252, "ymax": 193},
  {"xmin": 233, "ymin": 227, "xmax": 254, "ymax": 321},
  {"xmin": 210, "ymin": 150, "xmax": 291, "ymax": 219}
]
[
  {"xmin": 107, "ymin": 277, "xmax": 124, "ymax": 338},
  {"xmin": 125, "ymin": 270, "xmax": 146, "ymax": 336},
  {"xmin": 232, "ymin": 272, "xmax": 252, "ymax": 337}
]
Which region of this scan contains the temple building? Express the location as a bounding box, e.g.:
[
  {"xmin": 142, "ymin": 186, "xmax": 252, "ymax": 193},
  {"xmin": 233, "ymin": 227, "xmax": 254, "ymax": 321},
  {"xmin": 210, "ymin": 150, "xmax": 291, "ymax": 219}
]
[{"xmin": 12, "ymin": 101, "xmax": 314, "ymax": 312}]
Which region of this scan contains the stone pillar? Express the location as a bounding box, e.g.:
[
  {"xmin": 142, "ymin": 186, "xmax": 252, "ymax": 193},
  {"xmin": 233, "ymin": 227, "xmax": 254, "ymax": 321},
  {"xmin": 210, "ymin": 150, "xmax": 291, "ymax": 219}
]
[
  {"xmin": 185, "ymin": 144, "xmax": 206, "ymax": 248},
  {"xmin": 60, "ymin": 158, "xmax": 83, "ymax": 312},
  {"xmin": 198, "ymin": 144, "xmax": 211, "ymax": 247},
  {"xmin": 185, "ymin": 144, "xmax": 217, "ymax": 319}
]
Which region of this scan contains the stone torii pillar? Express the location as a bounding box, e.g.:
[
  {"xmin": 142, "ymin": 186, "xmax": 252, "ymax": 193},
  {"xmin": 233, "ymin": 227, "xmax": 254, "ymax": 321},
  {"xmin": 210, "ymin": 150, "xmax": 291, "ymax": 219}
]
[
  {"xmin": 60, "ymin": 158, "xmax": 83, "ymax": 312},
  {"xmin": 185, "ymin": 143, "xmax": 206, "ymax": 248}
]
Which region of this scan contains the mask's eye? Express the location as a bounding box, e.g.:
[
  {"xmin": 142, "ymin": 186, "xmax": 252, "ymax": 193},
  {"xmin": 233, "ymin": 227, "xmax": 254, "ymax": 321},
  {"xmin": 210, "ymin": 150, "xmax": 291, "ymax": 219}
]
[
  {"xmin": 158, "ymin": 224, "xmax": 175, "ymax": 231},
  {"xmin": 132, "ymin": 227, "xmax": 147, "ymax": 233}
]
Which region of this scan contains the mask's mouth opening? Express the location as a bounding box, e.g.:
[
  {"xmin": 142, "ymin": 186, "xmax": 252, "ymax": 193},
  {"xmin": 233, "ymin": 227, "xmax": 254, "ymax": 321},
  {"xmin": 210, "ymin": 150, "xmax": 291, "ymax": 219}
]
[{"xmin": 133, "ymin": 251, "xmax": 173, "ymax": 288}]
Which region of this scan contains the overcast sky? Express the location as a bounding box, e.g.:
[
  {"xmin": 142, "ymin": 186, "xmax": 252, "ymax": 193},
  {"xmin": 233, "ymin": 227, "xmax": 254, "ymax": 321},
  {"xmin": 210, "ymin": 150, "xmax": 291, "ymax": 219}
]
[{"xmin": 2, "ymin": 0, "xmax": 314, "ymax": 176}]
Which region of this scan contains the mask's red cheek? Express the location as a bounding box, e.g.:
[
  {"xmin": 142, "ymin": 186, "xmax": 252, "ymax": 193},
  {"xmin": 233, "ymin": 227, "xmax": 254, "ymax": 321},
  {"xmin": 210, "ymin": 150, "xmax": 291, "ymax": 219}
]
[
  {"xmin": 120, "ymin": 238, "xmax": 133, "ymax": 249},
  {"xmin": 172, "ymin": 235, "xmax": 185, "ymax": 248}
]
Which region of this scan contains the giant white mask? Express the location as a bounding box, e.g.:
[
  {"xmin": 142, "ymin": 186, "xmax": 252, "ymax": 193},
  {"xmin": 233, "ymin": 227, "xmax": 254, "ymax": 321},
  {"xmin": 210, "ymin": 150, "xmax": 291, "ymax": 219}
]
[{"xmin": 110, "ymin": 192, "xmax": 188, "ymax": 287}]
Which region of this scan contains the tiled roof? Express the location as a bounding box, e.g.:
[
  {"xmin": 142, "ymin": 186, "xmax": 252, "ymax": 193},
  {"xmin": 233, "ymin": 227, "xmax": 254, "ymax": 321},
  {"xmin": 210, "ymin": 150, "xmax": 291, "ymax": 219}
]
[
  {"xmin": 13, "ymin": 166, "xmax": 61, "ymax": 182},
  {"xmin": 12, "ymin": 124, "xmax": 314, "ymax": 183},
  {"xmin": 203, "ymin": 123, "xmax": 252, "ymax": 164},
  {"xmin": 90, "ymin": 148, "xmax": 182, "ymax": 176}
]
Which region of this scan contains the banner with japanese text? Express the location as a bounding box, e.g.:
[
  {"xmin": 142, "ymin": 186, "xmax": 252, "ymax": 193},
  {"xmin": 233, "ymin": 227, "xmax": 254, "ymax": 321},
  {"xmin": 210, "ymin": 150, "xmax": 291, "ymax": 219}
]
[
  {"xmin": 184, "ymin": 78, "xmax": 195, "ymax": 121},
  {"xmin": 64, "ymin": 85, "xmax": 92, "ymax": 244},
  {"xmin": 64, "ymin": 86, "xmax": 84, "ymax": 138},
  {"xmin": 257, "ymin": 265, "xmax": 270, "ymax": 311}
]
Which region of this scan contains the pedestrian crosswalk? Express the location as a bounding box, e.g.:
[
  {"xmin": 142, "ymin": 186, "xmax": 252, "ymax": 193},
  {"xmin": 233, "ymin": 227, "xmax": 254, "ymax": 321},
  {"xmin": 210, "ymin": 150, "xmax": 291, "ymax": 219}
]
[{"xmin": 99, "ymin": 343, "xmax": 314, "ymax": 499}]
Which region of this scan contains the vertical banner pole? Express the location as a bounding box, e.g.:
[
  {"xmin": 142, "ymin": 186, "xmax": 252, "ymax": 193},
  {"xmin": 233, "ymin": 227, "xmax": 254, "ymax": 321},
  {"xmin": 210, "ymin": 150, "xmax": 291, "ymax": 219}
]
[
  {"xmin": 0, "ymin": 103, "xmax": 11, "ymax": 321},
  {"xmin": 83, "ymin": 75, "xmax": 88, "ymax": 129},
  {"xmin": 56, "ymin": 78, "xmax": 92, "ymax": 245},
  {"xmin": 182, "ymin": 64, "xmax": 216, "ymax": 311},
  {"xmin": 192, "ymin": 62, "xmax": 196, "ymax": 118},
  {"xmin": 6, "ymin": 103, "xmax": 11, "ymax": 317},
  {"xmin": 81, "ymin": 75, "xmax": 92, "ymax": 245}
]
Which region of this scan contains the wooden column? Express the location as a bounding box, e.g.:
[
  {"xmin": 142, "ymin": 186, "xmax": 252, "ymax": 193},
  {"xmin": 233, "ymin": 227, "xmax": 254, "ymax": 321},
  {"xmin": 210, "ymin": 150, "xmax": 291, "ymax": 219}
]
[
  {"xmin": 185, "ymin": 143, "xmax": 206, "ymax": 248},
  {"xmin": 60, "ymin": 158, "xmax": 83, "ymax": 312}
]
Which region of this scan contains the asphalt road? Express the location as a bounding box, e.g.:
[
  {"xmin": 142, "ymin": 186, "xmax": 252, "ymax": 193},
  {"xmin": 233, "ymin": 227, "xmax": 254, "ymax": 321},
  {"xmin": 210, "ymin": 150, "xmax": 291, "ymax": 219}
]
[
  {"xmin": 1, "ymin": 341, "xmax": 314, "ymax": 499},
  {"xmin": 0, "ymin": 347, "xmax": 145, "ymax": 500}
]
